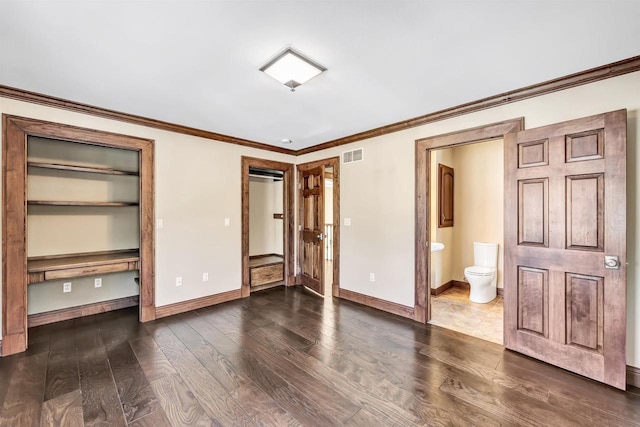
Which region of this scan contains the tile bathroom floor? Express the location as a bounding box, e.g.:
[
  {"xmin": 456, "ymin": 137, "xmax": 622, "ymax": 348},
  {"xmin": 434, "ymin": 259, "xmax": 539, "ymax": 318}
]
[{"xmin": 429, "ymin": 286, "xmax": 503, "ymax": 344}]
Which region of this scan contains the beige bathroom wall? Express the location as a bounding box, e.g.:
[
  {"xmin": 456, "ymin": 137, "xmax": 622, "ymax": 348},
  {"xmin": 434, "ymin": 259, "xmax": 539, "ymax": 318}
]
[
  {"xmin": 450, "ymin": 139, "xmax": 504, "ymax": 289},
  {"xmin": 430, "ymin": 149, "xmax": 455, "ymax": 288},
  {"xmin": 297, "ymin": 70, "xmax": 640, "ymax": 368},
  {"xmin": 249, "ymin": 178, "xmax": 284, "ymax": 256},
  {"xmin": 0, "ymin": 96, "xmax": 295, "ymax": 327}
]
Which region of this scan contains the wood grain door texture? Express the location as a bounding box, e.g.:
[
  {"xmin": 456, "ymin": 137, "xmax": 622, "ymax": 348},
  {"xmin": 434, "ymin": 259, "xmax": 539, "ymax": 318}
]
[
  {"xmin": 504, "ymin": 109, "xmax": 627, "ymax": 389},
  {"xmin": 299, "ymin": 166, "xmax": 325, "ymax": 294},
  {"xmin": 438, "ymin": 163, "xmax": 454, "ymax": 228}
]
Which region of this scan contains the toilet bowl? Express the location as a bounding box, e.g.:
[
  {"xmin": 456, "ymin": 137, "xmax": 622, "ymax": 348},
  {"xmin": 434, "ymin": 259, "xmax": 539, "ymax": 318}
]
[{"xmin": 464, "ymin": 242, "xmax": 498, "ymax": 303}]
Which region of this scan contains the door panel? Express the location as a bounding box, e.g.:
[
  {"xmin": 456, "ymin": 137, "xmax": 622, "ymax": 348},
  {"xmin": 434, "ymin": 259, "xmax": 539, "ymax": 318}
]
[
  {"xmin": 504, "ymin": 110, "xmax": 627, "ymax": 389},
  {"xmin": 299, "ymin": 167, "xmax": 324, "ymax": 294}
]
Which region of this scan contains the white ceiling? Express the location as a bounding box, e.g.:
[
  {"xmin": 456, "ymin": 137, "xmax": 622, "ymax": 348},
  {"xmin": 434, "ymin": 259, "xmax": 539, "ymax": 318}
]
[{"xmin": 1, "ymin": 1, "xmax": 639, "ymax": 150}]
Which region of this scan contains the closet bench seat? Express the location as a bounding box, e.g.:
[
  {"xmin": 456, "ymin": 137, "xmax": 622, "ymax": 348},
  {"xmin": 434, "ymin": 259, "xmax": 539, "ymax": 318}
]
[{"xmin": 27, "ymin": 249, "xmax": 139, "ymax": 284}]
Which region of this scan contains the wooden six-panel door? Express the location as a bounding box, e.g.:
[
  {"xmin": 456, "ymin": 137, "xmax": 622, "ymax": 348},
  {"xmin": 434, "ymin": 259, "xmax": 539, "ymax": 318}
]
[
  {"xmin": 299, "ymin": 167, "xmax": 325, "ymax": 294},
  {"xmin": 504, "ymin": 110, "xmax": 627, "ymax": 389}
]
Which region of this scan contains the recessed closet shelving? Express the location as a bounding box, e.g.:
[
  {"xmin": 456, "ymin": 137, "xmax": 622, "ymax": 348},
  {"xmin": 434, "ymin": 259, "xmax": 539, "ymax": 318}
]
[
  {"xmin": 3, "ymin": 115, "xmax": 155, "ymax": 355},
  {"xmin": 26, "ymin": 136, "xmax": 141, "ymax": 293}
]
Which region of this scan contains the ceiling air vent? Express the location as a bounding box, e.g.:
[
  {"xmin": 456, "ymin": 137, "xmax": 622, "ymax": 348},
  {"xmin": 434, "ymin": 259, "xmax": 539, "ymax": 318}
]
[{"xmin": 342, "ymin": 148, "xmax": 363, "ymax": 164}]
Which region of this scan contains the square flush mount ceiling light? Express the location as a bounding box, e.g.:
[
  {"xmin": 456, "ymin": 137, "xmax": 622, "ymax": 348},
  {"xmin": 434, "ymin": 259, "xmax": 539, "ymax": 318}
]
[{"xmin": 260, "ymin": 47, "xmax": 326, "ymax": 92}]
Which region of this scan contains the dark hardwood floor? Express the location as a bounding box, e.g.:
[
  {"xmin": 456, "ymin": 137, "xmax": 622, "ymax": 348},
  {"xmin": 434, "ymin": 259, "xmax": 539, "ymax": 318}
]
[{"xmin": 1, "ymin": 286, "xmax": 639, "ymax": 426}]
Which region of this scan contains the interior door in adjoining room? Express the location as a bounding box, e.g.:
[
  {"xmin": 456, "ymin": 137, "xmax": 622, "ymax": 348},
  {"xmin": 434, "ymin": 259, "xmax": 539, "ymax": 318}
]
[
  {"xmin": 504, "ymin": 109, "xmax": 627, "ymax": 389},
  {"xmin": 299, "ymin": 166, "xmax": 325, "ymax": 294}
]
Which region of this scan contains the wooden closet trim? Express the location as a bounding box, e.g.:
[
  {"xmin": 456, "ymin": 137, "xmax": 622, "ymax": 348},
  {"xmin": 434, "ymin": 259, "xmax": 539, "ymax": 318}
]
[
  {"xmin": 241, "ymin": 157, "xmax": 295, "ymax": 297},
  {"xmin": 414, "ymin": 118, "xmax": 524, "ymax": 323},
  {"xmin": 2, "ymin": 115, "xmax": 155, "ymax": 356}
]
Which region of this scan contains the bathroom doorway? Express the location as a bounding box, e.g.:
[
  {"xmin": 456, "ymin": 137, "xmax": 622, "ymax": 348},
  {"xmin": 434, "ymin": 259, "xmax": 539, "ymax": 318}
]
[{"xmin": 426, "ymin": 139, "xmax": 505, "ymax": 344}]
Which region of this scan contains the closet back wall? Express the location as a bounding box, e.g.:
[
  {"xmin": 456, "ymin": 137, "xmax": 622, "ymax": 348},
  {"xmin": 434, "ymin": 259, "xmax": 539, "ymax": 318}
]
[
  {"xmin": 249, "ymin": 178, "xmax": 284, "ymax": 256},
  {"xmin": 26, "ymin": 137, "xmax": 141, "ymax": 314}
]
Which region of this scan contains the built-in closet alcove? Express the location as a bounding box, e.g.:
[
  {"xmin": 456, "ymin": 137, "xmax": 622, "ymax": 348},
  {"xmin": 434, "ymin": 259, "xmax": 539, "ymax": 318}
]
[
  {"xmin": 241, "ymin": 157, "xmax": 295, "ymax": 297},
  {"xmin": 2, "ymin": 115, "xmax": 155, "ymax": 356}
]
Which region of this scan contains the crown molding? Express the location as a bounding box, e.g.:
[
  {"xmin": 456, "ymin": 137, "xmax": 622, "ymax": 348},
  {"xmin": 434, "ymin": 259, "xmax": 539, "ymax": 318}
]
[
  {"xmin": 2, "ymin": 56, "xmax": 639, "ymax": 157},
  {"xmin": 0, "ymin": 85, "xmax": 296, "ymax": 155},
  {"xmin": 296, "ymin": 55, "xmax": 640, "ymax": 155}
]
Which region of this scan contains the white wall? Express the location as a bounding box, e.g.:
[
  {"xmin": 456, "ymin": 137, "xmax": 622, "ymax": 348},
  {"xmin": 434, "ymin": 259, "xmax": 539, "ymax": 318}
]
[
  {"xmin": 0, "ymin": 97, "xmax": 295, "ymax": 325},
  {"xmin": 297, "ymin": 71, "xmax": 640, "ymax": 368},
  {"xmin": 430, "ymin": 149, "xmax": 455, "ymax": 288},
  {"xmin": 325, "ymin": 178, "xmax": 334, "ymax": 225},
  {"xmin": 249, "ymin": 178, "xmax": 284, "ymax": 256},
  {"xmin": 450, "ymin": 139, "xmax": 504, "ymax": 289}
]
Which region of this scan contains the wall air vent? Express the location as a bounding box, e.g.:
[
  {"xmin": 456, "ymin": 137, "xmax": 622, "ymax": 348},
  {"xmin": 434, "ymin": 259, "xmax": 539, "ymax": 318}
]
[{"xmin": 342, "ymin": 148, "xmax": 363, "ymax": 164}]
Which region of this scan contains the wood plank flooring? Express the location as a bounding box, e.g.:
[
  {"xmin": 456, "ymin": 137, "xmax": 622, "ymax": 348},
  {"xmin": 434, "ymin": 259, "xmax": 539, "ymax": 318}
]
[{"xmin": 1, "ymin": 286, "xmax": 639, "ymax": 426}]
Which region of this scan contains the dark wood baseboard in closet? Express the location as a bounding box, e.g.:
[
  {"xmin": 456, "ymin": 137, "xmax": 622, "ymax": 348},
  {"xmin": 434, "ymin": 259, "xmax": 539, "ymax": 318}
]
[
  {"xmin": 155, "ymin": 289, "xmax": 242, "ymax": 319},
  {"xmin": 339, "ymin": 288, "xmax": 414, "ymax": 320},
  {"xmin": 28, "ymin": 296, "xmax": 139, "ymax": 328}
]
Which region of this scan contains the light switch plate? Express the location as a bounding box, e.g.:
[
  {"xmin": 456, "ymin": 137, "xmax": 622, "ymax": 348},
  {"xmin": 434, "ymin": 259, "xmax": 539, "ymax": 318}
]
[
  {"xmin": 157, "ymin": 219, "xmax": 164, "ymax": 229},
  {"xmin": 224, "ymin": 218, "xmax": 230, "ymax": 227},
  {"xmin": 344, "ymin": 218, "xmax": 351, "ymax": 226},
  {"xmin": 94, "ymin": 278, "xmax": 102, "ymax": 288},
  {"xmin": 63, "ymin": 282, "xmax": 72, "ymax": 293}
]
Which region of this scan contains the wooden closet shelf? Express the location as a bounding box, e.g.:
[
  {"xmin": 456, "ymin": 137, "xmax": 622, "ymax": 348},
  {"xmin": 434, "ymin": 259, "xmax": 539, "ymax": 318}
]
[
  {"xmin": 27, "ymin": 249, "xmax": 139, "ymax": 284},
  {"xmin": 28, "ymin": 200, "xmax": 139, "ymax": 207},
  {"xmin": 27, "ymin": 161, "xmax": 139, "ymax": 176}
]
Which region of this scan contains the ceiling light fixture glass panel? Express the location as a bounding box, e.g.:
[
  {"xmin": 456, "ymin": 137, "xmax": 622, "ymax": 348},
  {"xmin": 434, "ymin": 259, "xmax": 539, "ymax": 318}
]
[{"xmin": 260, "ymin": 48, "xmax": 326, "ymax": 91}]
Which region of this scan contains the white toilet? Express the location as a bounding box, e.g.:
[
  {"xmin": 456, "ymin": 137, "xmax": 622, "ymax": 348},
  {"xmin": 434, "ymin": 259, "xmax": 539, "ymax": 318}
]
[{"xmin": 464, "ymin": 242, "xmax": 498, "ymax": 303}]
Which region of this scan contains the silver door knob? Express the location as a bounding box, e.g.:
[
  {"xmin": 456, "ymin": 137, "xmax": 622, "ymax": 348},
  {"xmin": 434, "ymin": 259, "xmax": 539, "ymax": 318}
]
[{"xmin": 604, "ymin": 255, "xmax": 620, "ymax": 269}]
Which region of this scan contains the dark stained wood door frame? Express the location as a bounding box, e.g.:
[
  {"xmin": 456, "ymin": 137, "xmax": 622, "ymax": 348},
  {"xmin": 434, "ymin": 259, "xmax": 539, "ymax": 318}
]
[
  {"xmin": 414, "ymin": 118, "xmax": 524, "ymax": 323},
  {"xmin": 2, "ymin": 114, "xmax": 156, "ymax": 356},
  {"xmin": 296, "ymin": 158, "xmax": 341, "ymax": 296},
  {"xmin": 241, "ymin": 157, "xmax": 295, "ymax": 297}
]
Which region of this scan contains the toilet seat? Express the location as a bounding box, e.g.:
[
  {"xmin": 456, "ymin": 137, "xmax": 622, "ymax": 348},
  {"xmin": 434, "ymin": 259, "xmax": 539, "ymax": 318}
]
[{"xmin": 464, "ymin": 266, "xmax": 496, "ymax": 277}]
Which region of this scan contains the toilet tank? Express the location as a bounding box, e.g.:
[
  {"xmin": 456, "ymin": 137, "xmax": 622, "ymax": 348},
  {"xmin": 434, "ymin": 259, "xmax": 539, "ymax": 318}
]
[{"xmin": 474, "ymin": 242, "xmax": 498, "ymax": 267}]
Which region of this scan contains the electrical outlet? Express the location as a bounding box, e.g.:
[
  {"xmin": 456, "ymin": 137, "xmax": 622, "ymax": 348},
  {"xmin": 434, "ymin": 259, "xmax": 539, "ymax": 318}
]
[
  {"xmin": 344, "ymin": 218, "xmax": 352, "ymax": 226},
  {"xmin": 369, "ymin": 273, "xmax": 375, "ymax": 282},
  {"xmin": 203, "ymin": 272, "xmax": 209, "ymax": 282},
  {"xmin": 176, "ymin": 276, "xmax": 183, "ymax": 287},
  {"xmin": 94, "ymin": 278, "xmax": 102, "ymax": 288},
  {"xmin": 63, "ymin": 282, "xmax": 72, "ymax": 293},
  {"xmin": 157, "ymin": 219, "xmax": 164, "ymax": 229}
]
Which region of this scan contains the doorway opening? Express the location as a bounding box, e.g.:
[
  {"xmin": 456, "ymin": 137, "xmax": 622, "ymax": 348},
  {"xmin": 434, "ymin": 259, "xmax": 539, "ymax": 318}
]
[
  {"xmin": 296, "ymin": 158, "xmax": 340, "ymax": 298},
  {"xmin": 414, "ymin": 118, "xmax": 523, "ymax": 326},
  {"xmin": 323, "ymin": 166, "xmax": 335, "ymax": 297},
  {"xmin": 241, "ymin": 157, "xmax": 295, "ymax": 297},
  {"xmin": 428, "ymin": 139, "xmax": 504, "ymax": 344}
]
